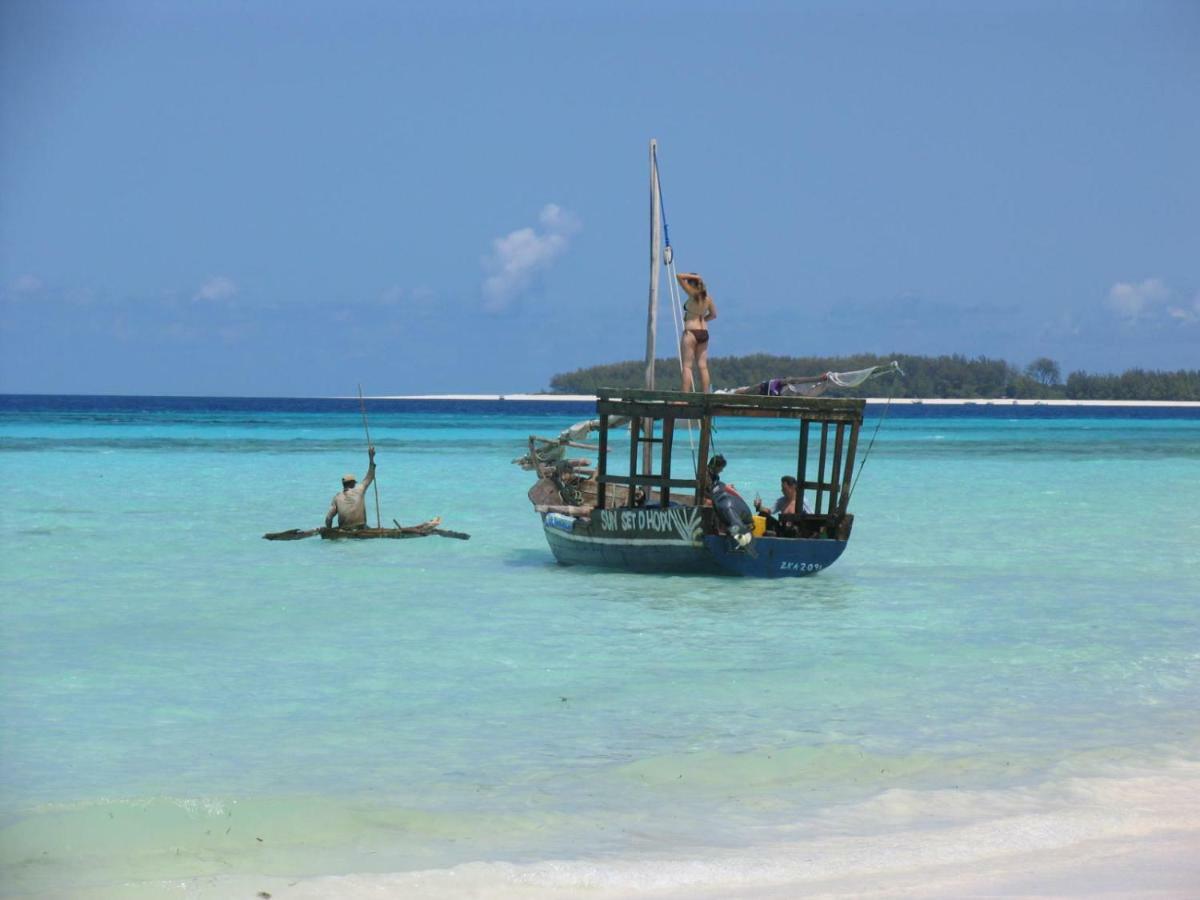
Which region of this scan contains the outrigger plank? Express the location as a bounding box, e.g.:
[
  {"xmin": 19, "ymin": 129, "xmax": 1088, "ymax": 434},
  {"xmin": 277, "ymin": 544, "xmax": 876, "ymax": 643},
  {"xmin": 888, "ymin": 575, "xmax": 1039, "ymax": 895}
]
[
  {"xmin": 321, "ymin": 527, "xmax": 429, "ymax": 540},
  {"xmin": 263, "ymin": 528, "xmax": 320, "ymax": 541},
  {"xmin": 428, "ymin": 529, "xmax": 471, "ymax": 541},
  {"xmin": 393, "ymin": 518, "xmax": 471, "ymax": 541},
  {"xmin": 262, "ymin": 517, "xmax": 470, "ymax": 541}
]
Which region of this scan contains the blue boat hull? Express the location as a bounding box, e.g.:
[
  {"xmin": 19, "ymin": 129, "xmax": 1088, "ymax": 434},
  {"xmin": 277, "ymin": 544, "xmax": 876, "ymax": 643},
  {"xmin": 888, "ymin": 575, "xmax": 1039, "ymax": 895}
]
[{"xmin": 540, "ymin": 510, "xmax": 847, "ymax": 578}]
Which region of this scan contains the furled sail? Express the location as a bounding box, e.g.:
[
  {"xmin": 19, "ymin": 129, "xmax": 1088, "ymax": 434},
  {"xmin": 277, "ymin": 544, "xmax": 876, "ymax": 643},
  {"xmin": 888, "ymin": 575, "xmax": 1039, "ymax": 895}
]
[
  {"xmin": 512, "ymin": 416, "xmax": 631, "ymax": 470},
  {"xmin": 718, "ymin": 361, "xmax": 903, "ymax": 398}
]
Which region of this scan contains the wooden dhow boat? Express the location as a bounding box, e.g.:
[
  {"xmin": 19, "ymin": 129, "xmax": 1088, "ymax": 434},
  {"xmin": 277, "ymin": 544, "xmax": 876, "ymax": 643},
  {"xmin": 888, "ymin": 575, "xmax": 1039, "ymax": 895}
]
[
  {"xmin": 515, "ymin": 140, "xmax": 894, "ymax": 578},
  {"xmin": 519, "ymin": 390, "xmax": 865, "ymax": 578}
]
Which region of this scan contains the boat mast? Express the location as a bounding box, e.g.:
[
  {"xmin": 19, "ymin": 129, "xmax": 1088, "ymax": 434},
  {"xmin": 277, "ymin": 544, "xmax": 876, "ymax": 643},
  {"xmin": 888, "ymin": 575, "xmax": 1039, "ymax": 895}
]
[
  {"xmin": 645, "ymin": 139, "xmax": 661, "ymax": 391},
  {"xmin": 642, "ymin": 140, "xmax": 663, "ymax": 486}
]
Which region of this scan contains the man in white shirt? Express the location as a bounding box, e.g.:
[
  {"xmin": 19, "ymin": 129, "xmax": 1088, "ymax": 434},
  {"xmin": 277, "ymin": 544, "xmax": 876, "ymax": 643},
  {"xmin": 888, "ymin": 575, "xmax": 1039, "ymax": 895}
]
[{"xmin": 325, "ymin": 446, "xmax": 376, "ymax": 529}]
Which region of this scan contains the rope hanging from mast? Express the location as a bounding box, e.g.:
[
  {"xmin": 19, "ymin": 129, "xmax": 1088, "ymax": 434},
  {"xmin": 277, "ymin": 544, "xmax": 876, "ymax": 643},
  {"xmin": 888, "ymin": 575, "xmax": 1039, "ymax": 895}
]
[
  {"xmin": 845, "ymin": 375, "xmax": 900, "ymax": 506},
  {"xmin": 655, "ymin": 142, "xmax": 674, "ymax": 267}
]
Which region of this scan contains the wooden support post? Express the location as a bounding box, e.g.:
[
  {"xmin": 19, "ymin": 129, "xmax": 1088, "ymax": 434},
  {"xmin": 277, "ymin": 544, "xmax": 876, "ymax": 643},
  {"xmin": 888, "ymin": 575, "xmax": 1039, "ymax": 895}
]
[
  {"xmin": 837, "ymin": 421, "xmax": 861, "ymax": 517},
  {"xmin": 829, "ymin": 422, "xmax": 846, "ymax": 517},
  {"xmin": 660, "ymin": 417, "xmax": 675, "ymax": 505},
  {"xmin": 695, "ymin": 415, "xmax": 712, "ymax": 506},
  {"xmin": 597, "ymin": 414, "xmax": 609, "ymax": 509},
  {"xmin": 628, "ymin": 415, "xmax": 641, "ymax": 507},
  {"xmin": 816, "ymin": 422, "xmax": 829, "ymax": 515},
  {"xmin": 797, "ymin": 419, "xmax": 809, "ymax": 515},
  {"xmin": 641, "ymin": 418, "xmax": 655, "ymax": 488}
]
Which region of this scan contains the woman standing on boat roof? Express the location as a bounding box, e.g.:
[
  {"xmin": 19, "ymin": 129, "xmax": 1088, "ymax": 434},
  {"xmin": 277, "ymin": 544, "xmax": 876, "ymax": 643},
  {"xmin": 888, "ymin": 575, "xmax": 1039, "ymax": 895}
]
[{"xmin": 678, "ymin": 272, "xmax": 717, "ymax": 393}]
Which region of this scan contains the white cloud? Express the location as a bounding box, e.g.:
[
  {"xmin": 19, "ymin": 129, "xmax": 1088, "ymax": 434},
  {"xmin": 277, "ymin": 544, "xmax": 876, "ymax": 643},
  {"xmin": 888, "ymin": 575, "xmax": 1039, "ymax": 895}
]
[
  {"xmin": 193, "ymin": 275, "xmax": 238, "ymax": 303},
  {"xmin": 481, "ymin": 203, "xmax": 581, "ymax": 312},
  {"xmin": 1105, "ymin": 277, "xmax": 1169, "ymax": 321},
  {"xmin": 379, "ymin": 286, "xmax": 407, "ymax": 305},
  {"xmin": 537, "ymin": 203, "xmax": 581, "ymax": 235},
  {"xmin": 1166, "ymin": 292, "xmax": 1200, "ymax": 324},
  {"xmin": 11, "ymin": 274, "xmax": 43, "ymax": 294}
]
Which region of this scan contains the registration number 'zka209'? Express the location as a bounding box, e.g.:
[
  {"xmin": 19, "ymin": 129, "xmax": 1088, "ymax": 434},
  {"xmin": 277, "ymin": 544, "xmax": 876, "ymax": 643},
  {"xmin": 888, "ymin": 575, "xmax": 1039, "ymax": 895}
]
[{"xmin": 780, "ymin": 561, "xmax": 823, "ymax": 573}]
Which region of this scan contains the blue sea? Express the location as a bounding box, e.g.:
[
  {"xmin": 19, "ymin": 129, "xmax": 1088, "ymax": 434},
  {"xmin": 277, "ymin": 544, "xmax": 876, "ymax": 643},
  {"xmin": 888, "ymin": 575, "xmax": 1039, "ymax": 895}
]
[{"xmin": 1, "ymin": 395, "xmax": 1198, "ymax": 898}]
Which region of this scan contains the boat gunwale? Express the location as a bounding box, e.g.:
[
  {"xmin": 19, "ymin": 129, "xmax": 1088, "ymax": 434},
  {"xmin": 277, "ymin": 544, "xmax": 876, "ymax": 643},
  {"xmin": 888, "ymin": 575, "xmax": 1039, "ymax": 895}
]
[{"xmin": 594, "ymin": 387, "xmax": 865, "ymax": 421}]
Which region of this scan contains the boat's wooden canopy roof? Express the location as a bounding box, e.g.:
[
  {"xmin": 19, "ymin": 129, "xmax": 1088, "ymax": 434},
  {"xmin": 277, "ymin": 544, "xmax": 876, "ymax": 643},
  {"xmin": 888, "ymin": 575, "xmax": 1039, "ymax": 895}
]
[{"xmin": 595, "ymin": 388, "xmax": 865, "ymax": 423}]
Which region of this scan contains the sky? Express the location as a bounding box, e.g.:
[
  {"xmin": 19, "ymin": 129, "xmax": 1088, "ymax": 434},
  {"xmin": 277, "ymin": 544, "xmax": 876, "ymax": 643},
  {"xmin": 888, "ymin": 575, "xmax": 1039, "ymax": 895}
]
[{"xmin": 1, "ymin": 0, "xmax": 1197, "ymax": 396}]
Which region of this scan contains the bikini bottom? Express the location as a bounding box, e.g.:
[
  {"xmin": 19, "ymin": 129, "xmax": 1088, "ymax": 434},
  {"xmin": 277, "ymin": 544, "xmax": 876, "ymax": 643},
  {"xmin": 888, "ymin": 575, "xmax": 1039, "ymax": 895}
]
[{"xmin": 686, "ymin": 329, "xmax": 709, "ymax": 345}]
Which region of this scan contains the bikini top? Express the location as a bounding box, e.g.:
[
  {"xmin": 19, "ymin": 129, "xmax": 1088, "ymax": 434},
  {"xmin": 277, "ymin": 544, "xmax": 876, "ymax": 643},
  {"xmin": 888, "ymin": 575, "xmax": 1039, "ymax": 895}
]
[{"xmin": 683, "ymin": 295, "xmax": 711, "ymax": 321}]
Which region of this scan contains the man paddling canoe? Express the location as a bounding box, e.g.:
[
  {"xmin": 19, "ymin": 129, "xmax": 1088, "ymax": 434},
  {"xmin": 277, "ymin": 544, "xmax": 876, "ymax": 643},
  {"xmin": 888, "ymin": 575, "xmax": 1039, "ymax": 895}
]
[
  {"xmin": 325, "ymin": 446, "xmax": 376, "ymax": 529},
  {"xmin": 264, "ymin": 444, "xmax": 468, "ymax": 541}
]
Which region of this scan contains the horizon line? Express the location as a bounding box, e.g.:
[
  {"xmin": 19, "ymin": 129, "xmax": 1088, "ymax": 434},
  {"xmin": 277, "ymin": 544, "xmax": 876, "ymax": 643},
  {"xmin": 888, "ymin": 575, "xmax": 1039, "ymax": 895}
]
[{"xmin": 2, "ymin": 392, "xmax": 1198, "ymax": 408}]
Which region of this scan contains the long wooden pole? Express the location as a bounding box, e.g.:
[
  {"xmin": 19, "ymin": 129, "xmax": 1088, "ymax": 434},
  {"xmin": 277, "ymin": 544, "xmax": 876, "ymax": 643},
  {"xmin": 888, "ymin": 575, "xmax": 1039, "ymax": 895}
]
[
  {"xmin": 357, "ymin": 384, "xmax": 382, "ymax": 528},
  {"xmin": 645, "ymin": 138, "xmax": 661, "ymax": 392},
  {"xmin": 642, "ymin": 139, "xmax": 662, "ymax": 480}
]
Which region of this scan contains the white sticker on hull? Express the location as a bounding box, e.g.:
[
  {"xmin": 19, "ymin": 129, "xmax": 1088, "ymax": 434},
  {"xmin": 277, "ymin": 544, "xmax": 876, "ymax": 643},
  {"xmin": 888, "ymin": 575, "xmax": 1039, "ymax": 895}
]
[{"xmin": 780, "ymin": 561, "xmax": 824, "ymax": 573}]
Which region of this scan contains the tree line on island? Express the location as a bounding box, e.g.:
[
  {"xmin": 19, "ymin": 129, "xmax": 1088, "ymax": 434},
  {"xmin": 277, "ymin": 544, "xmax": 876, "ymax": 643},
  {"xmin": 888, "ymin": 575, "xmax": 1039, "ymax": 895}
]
[{"xmin": 548, "ymin": 353, "xmax": 1200, "ymax": 401}]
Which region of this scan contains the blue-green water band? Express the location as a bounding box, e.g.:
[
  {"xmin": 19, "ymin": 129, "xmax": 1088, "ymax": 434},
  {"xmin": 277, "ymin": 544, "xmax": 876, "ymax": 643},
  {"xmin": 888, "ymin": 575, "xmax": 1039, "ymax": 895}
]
[{"xmin": 1, "ymin": 397, "xmax": 1197, "ymax": 893}]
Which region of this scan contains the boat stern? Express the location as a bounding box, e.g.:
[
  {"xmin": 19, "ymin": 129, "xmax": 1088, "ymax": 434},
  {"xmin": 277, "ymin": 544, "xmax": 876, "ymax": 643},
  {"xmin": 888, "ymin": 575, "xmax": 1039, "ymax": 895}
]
[{"xmin": 702, "ymin": 534, "xmax": 848, "ymax": 577}]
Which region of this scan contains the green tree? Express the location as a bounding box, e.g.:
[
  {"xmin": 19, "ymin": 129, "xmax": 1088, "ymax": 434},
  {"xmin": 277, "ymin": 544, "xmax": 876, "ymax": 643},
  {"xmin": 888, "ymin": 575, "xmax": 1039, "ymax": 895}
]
[
  {"xmin": 1024, "ymin": 357, "xmax": 1061, "ymax": 386},
  {"xmin": 551, "ymin": 355, "xmax": 1198, "ymax": 401}
]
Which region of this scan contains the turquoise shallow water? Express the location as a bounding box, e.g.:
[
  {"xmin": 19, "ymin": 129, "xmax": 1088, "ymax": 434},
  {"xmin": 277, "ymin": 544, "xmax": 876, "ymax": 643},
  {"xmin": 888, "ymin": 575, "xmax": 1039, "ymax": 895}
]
[{"xmin": 1, "ymin": 398, "xmax": 1198, "ymax": 895}]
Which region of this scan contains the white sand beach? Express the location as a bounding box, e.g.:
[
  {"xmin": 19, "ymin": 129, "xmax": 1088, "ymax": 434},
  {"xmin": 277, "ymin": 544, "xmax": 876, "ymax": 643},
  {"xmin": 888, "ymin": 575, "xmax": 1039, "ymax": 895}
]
[{"xmin": 122, "ymin": 756, "xmax": 1200, "ymax": 899}]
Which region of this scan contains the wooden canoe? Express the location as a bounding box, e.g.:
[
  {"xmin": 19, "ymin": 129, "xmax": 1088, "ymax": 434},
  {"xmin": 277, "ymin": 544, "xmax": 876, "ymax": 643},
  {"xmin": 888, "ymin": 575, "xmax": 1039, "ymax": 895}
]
[{"xmin": 264, "ymin": 517, "xmax": 470, "ymax": 542}]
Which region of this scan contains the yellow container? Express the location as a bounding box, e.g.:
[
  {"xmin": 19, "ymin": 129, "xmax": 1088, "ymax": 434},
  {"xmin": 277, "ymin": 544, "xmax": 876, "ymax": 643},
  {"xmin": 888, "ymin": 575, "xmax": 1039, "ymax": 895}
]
[{"xmin": 751, "ymin": 515, "xmax": 767, "ymax": 537}]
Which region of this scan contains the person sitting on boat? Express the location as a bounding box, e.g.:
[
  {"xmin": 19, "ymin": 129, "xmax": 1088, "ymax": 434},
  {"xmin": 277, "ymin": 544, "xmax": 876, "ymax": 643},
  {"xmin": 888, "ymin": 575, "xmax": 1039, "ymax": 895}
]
[
  {"xmin": 754, "ymin": 475, "xmax": 812, "ymax": 534},
  {"xmin": 678, "ymin": 272, "xmax": 717, "ymax": 393},
  {"xmin": 704, "ymin": 454, "xmax": 753, "ymax": 502},
  {"xmin": 325, "ymin": 446, "xmax": 376, "ymax": 530},
  {"xmin": 705, "ymin": 454, "xmax": 753, "ymax": 548},
  {"xmin": 703, "ymin": 453, "xmax": 727, "ymax": 501}
]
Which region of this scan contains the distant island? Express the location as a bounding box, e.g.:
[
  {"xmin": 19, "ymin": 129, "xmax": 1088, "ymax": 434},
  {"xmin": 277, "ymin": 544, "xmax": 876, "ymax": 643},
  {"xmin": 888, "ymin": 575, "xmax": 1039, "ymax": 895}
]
[{"xmin": 549, "ymin": 354, "xmax": 1200, "ymax": 401}]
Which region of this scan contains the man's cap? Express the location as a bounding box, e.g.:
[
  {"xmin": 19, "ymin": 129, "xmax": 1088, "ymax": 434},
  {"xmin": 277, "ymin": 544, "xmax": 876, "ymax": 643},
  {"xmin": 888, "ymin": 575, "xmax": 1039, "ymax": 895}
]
[{"xmin": 342, "ymin": 473, "xmax": 357, "ymax": 484}]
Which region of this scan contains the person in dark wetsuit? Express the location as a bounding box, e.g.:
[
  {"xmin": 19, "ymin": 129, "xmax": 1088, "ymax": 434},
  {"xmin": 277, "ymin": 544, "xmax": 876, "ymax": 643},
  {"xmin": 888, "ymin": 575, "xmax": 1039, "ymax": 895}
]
[
  {"xmin": 678, "ymin": 272, "xmax": 718, "ymax": 393},
  {"xmin": 704, "ymin": 454, "xmax": 727, "ymax": 498},
  {"xmin": 705, "ymin": 454, "xmax": 753, "ymax": 548}
]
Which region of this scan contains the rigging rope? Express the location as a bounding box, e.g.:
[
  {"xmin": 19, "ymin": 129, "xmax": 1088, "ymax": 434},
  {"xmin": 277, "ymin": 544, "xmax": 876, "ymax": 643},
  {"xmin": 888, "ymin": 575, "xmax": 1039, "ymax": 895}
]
[{"xmin": 845, "ymin": 375, "xmax": 899, "ymax": 505}]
